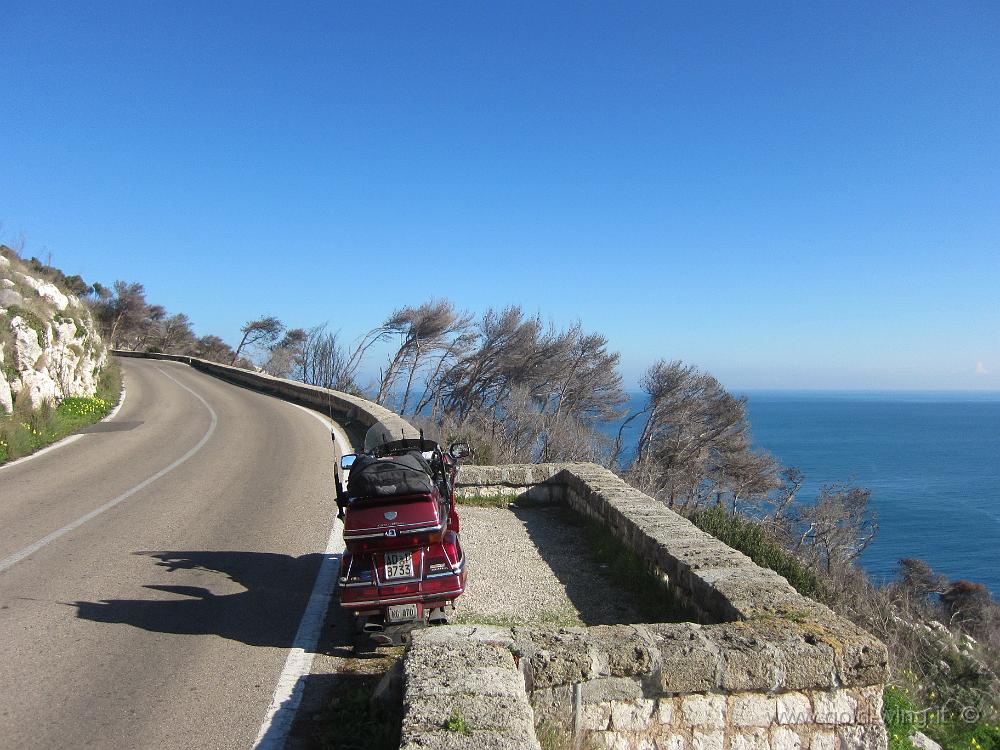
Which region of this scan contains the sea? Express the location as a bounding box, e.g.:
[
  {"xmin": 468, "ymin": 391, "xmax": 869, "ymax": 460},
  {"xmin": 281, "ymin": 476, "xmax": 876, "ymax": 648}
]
[{"xmin": 604, "ymin": 391, "xmax": 1000, "ymax": 595}]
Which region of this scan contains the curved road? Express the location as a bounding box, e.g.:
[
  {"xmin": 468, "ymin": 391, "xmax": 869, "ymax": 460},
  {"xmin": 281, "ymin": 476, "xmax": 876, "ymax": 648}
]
[{"xmin": 0, "ymin": 358, "xmax": 345, "ymax": 749}]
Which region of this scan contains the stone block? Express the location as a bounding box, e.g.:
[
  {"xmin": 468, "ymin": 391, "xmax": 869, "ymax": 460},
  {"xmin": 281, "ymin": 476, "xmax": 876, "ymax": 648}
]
[
  {"xmin": 582, "ymin": 677, "xmax": 646, "ymax": 704},
  {"xmin": 693, "ymin": 731, "xmax": 725, "ymax": 750},
  {"xmin": 774, "ymin": 633, "xmax": 837, "ymax": 691},
  {"xmin": 581, "ymin": 702, "xmax": 612, "ymax": 731},
  {"xmin": 728, "ymin": 728, "xmax": 770, "ymax": 750},
  {"xmin": 837, "ymin": 724, "xmax": 888, "ymax": 750},
  {"xmin": 813, "ymin": 690, "xmax": 858, "ymax": 725},
  {"xmin": 856, "ymin": 687, "xmax": 884, "ymax": 725},
  {"xmin": 680, "ymin": 695, "xmax": 726, "ymax": 728},
  {"xmin": 714, "ymin": 625, "xmax": 781, "ymax": 692},
  {"xmin": 777, "ymin": 693, "xmax": 812, "ymax": 725},
  {"xmin": 414, "ymin": 625, "xmax": 515, "ymax": 649},
  {"xmin": 651, "ymin": 624, "xmax": 720, "ymax": 694},
  {"xmin": 611, "ymin": 699, "xmax": 655, "ymax": 731},
  {"xmin": 657, "ymin": 698, "xmax": 675, "ymax": 725},
  {"xmin": 593, "ymin": 731, "xmax": 633, "ymax": 750},
  {"xmin": 809, "ymin": 733, "xmax": 836, "ymax": 750},
  {"xmin": 730, "ymin": 694, "xmax": 777, "ymax": 727},
  {"xmin": 770, "ymin": 727, "xmax": 803, "ymax": 750},
  {"xmin": 401, "ymin": 693, "xmax": 537, "ymax": 739},
  {"xmin": 657, "ymin": 734, "xmax": 687, "ymax": 750}
]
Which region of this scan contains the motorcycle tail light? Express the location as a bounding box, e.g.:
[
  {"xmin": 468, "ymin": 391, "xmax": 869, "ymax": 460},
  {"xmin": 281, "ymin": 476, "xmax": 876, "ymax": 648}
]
[
  {"xmin": 338, "ymin": 554, "xmax": 373, "ymax": 585},
  {"xmin": 443, "ymin": 532, "xmax": 461, "ymax": 566},
  {"xmin": 424, "ymin": 552, "xmax": 450, "ymax": 574}
]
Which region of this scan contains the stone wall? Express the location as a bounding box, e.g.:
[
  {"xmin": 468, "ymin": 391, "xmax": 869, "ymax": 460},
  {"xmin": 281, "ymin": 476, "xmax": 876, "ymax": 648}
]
[{"xmin": 398, "ymin": 463, "xmax": 889, "ymax": 750}]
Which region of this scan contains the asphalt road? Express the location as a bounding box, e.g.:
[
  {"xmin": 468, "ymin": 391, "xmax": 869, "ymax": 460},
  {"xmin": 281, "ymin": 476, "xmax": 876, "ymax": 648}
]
[{"xmin": 0, "ymin": 358, "xmax": 346, "ymax": 750}]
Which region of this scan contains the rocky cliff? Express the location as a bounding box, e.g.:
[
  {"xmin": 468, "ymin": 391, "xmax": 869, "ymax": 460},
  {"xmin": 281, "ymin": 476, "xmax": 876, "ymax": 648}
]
[{"xmin": 0, "ymin": 252, "xmax": 107, "ymax": 413}]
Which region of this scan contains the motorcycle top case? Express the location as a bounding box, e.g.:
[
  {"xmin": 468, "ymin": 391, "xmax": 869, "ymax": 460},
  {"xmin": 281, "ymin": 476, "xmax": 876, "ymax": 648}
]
[
  {"xmin": 342, "ymin": 493, "xmax": 445, "ymax": 548},
  {"xmin": 347, "ymin": 452, "xmax": 435, "ymax": 498}
]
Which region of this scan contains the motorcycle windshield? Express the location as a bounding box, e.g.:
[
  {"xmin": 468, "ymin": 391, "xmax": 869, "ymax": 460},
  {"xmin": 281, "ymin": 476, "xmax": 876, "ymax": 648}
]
[
  {"xmin": 363, "ymin": 423, "xmax": 396, "ymax": 453},
  {"xmin": 364, "ymin": 423, "xmax": 438, "ymax": 460},
  {"xmin": 363, "ymin": 422, "xmax": 425, "ymax": 454}
]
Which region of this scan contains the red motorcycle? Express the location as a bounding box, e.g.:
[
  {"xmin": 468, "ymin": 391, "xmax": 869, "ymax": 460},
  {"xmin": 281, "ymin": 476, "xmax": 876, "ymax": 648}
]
[{"xmin": 335, "ymin": 424, "xmax": 470, "ymax": 646}]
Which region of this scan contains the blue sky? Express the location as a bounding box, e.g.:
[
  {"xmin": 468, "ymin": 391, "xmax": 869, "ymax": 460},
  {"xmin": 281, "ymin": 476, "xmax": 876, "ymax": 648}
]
[{"xmin": 2, "ymin": 1, "xmax": 997, "ymax": 390}]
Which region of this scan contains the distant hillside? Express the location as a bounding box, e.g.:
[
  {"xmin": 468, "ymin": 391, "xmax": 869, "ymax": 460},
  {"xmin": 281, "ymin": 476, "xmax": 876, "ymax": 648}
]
[{"xmin": 0, "ymin": 246, "xmax": 108, "ymax": 413}]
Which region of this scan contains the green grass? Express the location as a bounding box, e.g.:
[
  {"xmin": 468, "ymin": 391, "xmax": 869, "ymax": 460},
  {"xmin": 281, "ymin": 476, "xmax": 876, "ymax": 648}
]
[
  {"xmin": 687, "ymin": 505, "xmax": 826, "ymax": 600},
  {"xmin": 455, "ymin": 493, "xmax": 521, "ymax": 508},
  {"xmin": 453, "ymin": 606, "xmax": 582, "ymax": 628},
  {"xmin": 456, "ymin": 492, "xmax": 556, "ymax": 509},
  {"xmin": 442, "ymin": 709, "xmax": 473, "ymax": 735},
  {"xmin": 883, "ymin": 684, "xmax": 1000, "ymax": 750},
  {"xmin": 884, "ymin": 686, "xmax": 919, "ymax": 750},
  {"xmin": 925, "ymin": 719, "xmax": 1000, "ymax": 750},
  {"xmin": 0, "ymin": 360, "xmax": 121, "ymax": 464},
  {"xmin": 4, "ymin": 304, "xmax": 47, "ymax": 342}
]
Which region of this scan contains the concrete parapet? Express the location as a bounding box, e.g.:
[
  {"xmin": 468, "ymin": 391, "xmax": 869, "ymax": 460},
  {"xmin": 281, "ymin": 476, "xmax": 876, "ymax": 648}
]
[{"xmin": 111, "ymin": 350, "xmax": 417, "ymax": 450}]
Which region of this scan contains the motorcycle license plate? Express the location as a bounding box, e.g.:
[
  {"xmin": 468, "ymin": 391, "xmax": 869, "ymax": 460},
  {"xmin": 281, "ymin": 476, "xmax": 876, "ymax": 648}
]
[
  {"xmin": 387, "ymin": 603, "xmax": 418, "ymax": 623},
  {"xmin": 384, "ymin": 551, "xmax": 414, "ymax": 580}
]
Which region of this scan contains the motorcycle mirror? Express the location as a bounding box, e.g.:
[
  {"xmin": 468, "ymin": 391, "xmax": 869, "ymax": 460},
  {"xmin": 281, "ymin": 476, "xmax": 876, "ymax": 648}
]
[
  {"xmin": 340, "ymin": 453, "xmax": 358, "ymax": 470},
  {"xmin": 449, "ymin": 442, "xmax": 472, "ymax": 459}
]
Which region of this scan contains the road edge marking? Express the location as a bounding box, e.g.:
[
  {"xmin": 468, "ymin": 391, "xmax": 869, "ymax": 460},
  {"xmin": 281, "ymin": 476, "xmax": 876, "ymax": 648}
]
[
  {"xmin": 0, "ymin": 368, "xmax": 215, "ymax": 574},
  {"xmin": 252, "ymin": 406, "xmax": 348, "ymax": 750}
]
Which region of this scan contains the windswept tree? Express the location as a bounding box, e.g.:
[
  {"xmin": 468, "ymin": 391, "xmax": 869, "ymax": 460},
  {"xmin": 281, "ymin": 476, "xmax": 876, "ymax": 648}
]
[
  {"xmin": 623, "ymin": 359, "xmax": 778, "ymax": 509},
  {"xmin": 373, "ymin": 300, "xmax": 474, "ymax": 411},
  {"xmin": 411, "ymin": 305, "xmax": 627, "ymax": 463},
  {"xmin": 232, "ymin": 316, "xmax": 285, "ymax": 364},
  {"xmin": 263, "ymin": 328, "xmax": 307, "ymax": 379}
]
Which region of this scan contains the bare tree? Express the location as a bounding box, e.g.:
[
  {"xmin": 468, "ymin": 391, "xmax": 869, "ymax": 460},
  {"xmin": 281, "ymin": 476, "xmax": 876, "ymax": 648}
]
[
  {"xmin": 296, "ymin": 324, "xmax": 355, "ymax": 391},
  {"xmin": 146, "ymin": 312, "xmax": 195, "ymax": 353},
  {"xmin": 792, "ymin": 484, "xmax": 878, "ymax": 575}
]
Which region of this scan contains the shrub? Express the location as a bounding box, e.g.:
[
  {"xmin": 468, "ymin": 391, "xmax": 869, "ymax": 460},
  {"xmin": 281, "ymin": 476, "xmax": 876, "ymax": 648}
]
[{"xmin": 687, "ymin": 505, "xmax": 826, "ymax": 599}]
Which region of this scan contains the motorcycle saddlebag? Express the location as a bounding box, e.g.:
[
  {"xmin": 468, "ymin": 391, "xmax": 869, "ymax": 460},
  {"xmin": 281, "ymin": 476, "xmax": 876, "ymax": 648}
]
[{"xmin": 347, "ymin": 452, "xmax": 435, "ymax": 498}]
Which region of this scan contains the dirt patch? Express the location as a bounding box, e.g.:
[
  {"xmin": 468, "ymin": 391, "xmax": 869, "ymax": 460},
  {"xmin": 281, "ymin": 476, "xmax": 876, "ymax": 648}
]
[{"xmin": 454, "ymin": 504, "xmax": 649, "ymax": 626}]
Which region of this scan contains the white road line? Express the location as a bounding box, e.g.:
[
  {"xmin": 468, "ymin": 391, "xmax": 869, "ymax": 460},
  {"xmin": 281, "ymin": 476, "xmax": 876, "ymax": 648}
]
[
  {"xmin": 252, "ymin": 406, "xmax": 348, "ymax": 750},
  {"xmin": 0, "ymin": 382, "xmax": 128, "ymax": 474},
  {"xmin": 0, "ymin": 368, "xmax": 216, "ymax": 574}
]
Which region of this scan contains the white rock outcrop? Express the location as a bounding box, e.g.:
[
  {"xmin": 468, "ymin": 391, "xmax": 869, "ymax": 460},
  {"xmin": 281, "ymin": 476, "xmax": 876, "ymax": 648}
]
[
  {"xmin": 1, "ymin": 259, "xmax": 107, "ymax": 412},
  {"xmin": 14, "ymin": 272, "xmax": 70, "ymax": 311}
]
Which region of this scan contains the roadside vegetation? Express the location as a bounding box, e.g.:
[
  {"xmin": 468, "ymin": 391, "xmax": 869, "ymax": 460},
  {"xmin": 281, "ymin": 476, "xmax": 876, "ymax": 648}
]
[
  {"xmin": 312, "ymin": 674, "xmax": 398, "ymax": 750},
  {"xmin": 0, "ymin": 245, "xmax": 124, "ymax": 464},
  {"xmin": 0, "ymin": 359, "xmax": 121, "ymax": 463}
]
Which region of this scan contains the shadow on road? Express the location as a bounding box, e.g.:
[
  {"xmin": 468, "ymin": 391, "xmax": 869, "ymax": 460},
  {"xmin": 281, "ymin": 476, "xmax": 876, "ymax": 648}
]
[
  {"xmin": 73, "ymin": 550, "xmax": 339, "ymax": 648},
  {"xmin": 78, "ymin": 420, "xmax": 144, "ymax": 433}
]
